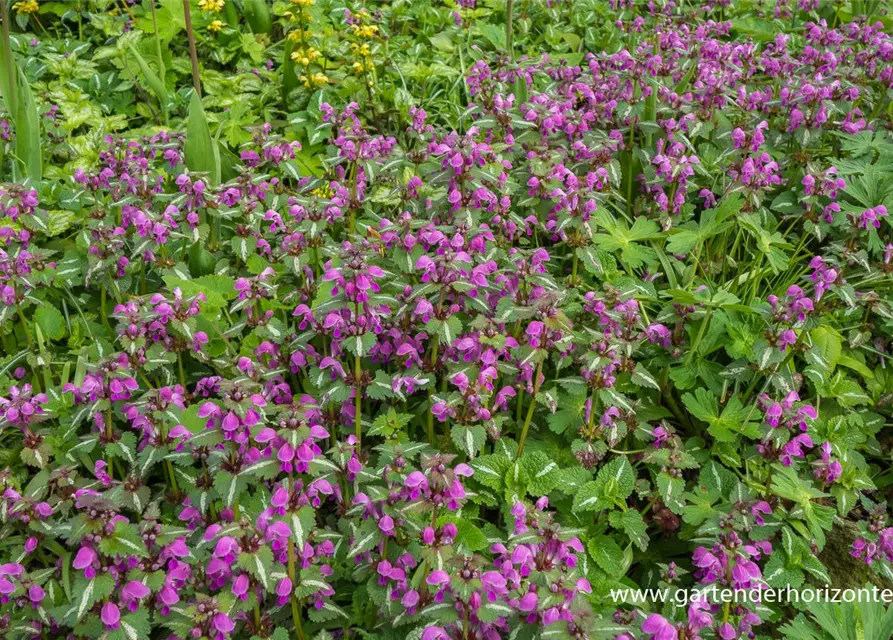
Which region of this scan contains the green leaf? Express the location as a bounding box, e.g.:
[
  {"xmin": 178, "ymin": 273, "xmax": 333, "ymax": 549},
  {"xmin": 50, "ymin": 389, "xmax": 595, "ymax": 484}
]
[
  {"xmin": 554, "ymin": 466, "xmax": 593, "ymax": 495},
  {"xmin": 666, "ymin": 194, "xmax": 743, "ymax": 255},
  {"xmin": 368, "ymin": 408, "xmax": 413, "ymax": 438},
  {"xmin": 435, "ymin": 515, "xmax": 488, "ymax": 551},
  {"xmin": 98, "ymin": 521, "xmax": 149, "ymax": 558},
  {"xmin": 681, "ymin": 389, "xmax": 758, "ymax": 442},
  {"xmin": 0, "ymin": 31, "xmax": 13, "ymax": 114},
  {"xmin": 573, "ymin": 457, "xmax": 634, "ymax": 513},
  {"xmin": 66, "ymin": 574, "xmax": 115, "ymax": 623},
  {"xmin": 522, "ymin": 452, "xmax": 560, "ymax": 496},
  {"xmin": 213, "ymin": 470, "xmax": 244, "ymax": 508},
  {"xmin": 237, "ymin": 545, "xmax": 274, "ymax": 590},
  {"xmin": 546, "ymin": 387, "xmax": 588, "ymax": 434},
  {"xmin": 808, "ymin": 326, "xmax": 842, "ymax": 372},
  {"xmin": 762, "ymin": 554, "xmax": 805, "ymax": 589},
  {"xmin": 631, "ymin": 363, "xmax": 661, "ymax": 390},
  {"xmin": 342, "ymin": 332, "xmax": 377, "ymax": 358},
  {"xmin": 656, "ymin": 472, "xmax": 686, "ymax": 514},
  {"xmin": 282, "ymin": 38, "xmax": 299, "ymax": 105},
  {"xmin": 682, "ymin": 486, "xmax": 717, "ymax": 526},
  {"xmin": 163, "ymin": 274, "xmax": 235, "ymax": 309},
  {"xmin": 478, "ymin": 601, "xmax": 515, "ymax": 623},
  {"xmin": 118, "ymin": 608, "xmax": 151, "ymax": 640},
  {"xmin": 242, "ymin": 0, "xmax": 273, "ymax": 34},
  {"xmin": 184, "ymin": 91, "xmax": 221, "ymax": 183},
  {"xmin": 34, "ymin": 302, "xmax": 66, "ymax": 341},
  {"xmin": 291, "ymin": 505, "xmax": 315, "ymax": 549},
  {"xmin": 609, "ymin": 510, "xmax": 649, "ymax": 551},
  {"xmin": 477, "ymin": 23, "xmax": 506, "ymax": 49},
  {"xmin": 594, "ymin": 212, "xmax": 662, "ymax": 269},
  {"xmin": 451, "ymin": 424, "xmax": 485, "ymax": 459},
  {"xmin": 471, "ymin": 454, "xmax": 511, "ymax": 491},
  {"xmin": 699, "ymin": 461, "xmax": 736, "ymax": 499},
  {"xmin": 822, "ymin": 372, "xmax": 871, "ymax": 407},
  {"xmin": 14, "ymin": 64, "xmax": 41, "ymax": 184},
  {"xmin": 587, "ymin": 535, "xmax": 626, "ymax": 577},
  {"xmin": 128, "ymin": 44, "xmax": 169, "ymax": 121},
  {"xmin": 426, "ymin": 316, "xmax": 462, "ymax": 346}
]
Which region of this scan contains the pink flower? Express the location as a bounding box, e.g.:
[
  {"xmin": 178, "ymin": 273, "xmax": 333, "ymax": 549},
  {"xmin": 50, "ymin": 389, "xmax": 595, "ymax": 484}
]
[
  {"xmin": 101, "ymin": 602, "xmax": 121, "ymax": 629},
  {"xmin": 642, "ymin": 613, "xmax": 678, "ymax": 640},
  {"xmin": 519, "ymin": 591, "xmax": 538, "ymax": 612},
  {"xmin": 426, "ymin": 570, "xmax": 450, "ymax": 586},
  {"xmin": 213, "ymin": 612, "xmax": 235, "ymax": 634},
  {"xmin": 379, "ymin": 515, "xmax": 396, "ymax": 536},
  {"xmin": 73, "ymin": 547, "xmax": 97, "ymax": 577},
  {"xmin": 401, "ymin": 589, "xmax": 420, "ymax": 608},
  {"xmin": 422, "ymin": 628, "xmax": 448, "ymax": 640}
]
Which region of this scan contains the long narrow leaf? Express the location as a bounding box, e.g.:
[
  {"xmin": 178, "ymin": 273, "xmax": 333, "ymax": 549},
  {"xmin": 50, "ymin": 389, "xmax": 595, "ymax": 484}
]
[
  {"xmin": 242, "ymin": 0, "xmax": 272, "ymax": 34},
  {"xmin": 282, "ymin": 38, "xmax": 299, "ymax": 108},
  {"xmin": 128, "ymin": 44, "xmax": 169, "ymax": 123},
  {"xmin": 184, "ymin": 91, "xmax": 220, "ymax": 184},
  {"xmin": 0, "ymin": 25, "xmax": 11, "ymax": 115},
  {"xmin": 14, "ymin": 64, "xmax": 40, "ymax": 184}
]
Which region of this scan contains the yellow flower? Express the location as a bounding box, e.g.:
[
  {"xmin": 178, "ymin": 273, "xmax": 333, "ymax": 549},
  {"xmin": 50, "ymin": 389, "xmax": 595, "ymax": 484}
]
[
  {"xmin": 350, "ymin": 24, "xmax": 379, "ymax": 39},
  {"xmin": 300, "ymin": 72, "xmax": 329, "ymax": 88},
  {"xmin": 208, "ymin": 19, "xmax": 224, "ymax": 32},
  {"xmin": 198, "ymin": 0, "xmax": 225, "ymax": 13},
  {"xmin": 290, "ymin": 47, "xmax": 321, "ymax": 65},
  {"xmin": 12, "ymin": 0, "xmax": 38, "ymax": 14},
  {"xmin": 311, "ymin": 185, "xmax": 333, "ymax": 199},
  {"xmin": 350, "ymin": 43, "xmax": 371, "ymax": 56}
]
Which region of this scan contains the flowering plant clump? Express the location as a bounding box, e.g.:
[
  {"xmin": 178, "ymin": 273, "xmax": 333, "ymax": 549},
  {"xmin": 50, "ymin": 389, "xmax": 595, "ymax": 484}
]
[{"xmin": 1, "ymin": 1, "xmax": 893, "ymax": 639}]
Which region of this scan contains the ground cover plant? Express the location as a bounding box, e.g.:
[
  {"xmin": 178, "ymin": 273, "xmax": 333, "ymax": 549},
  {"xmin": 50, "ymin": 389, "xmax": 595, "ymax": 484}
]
[{"xmin": 1, "ymin": 0, "xmax": 893, "ymax": 639}]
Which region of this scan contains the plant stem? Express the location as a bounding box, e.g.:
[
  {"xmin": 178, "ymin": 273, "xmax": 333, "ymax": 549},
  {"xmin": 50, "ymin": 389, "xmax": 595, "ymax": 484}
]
[
  {"xmin": 426, "ymin": 387, "xmax": 435, "ymax": 445},
  {"xmin": 425, "ymin": 331, "xmax": 441, "ymax": 445},
  {"xmin": 506, "ymin": 0, "xmax": 514, "ymax": 59},
  {"xmin": 348, "ymin": 162, "xmax": 359, "ymax": 235},
  {"xmin": 177, "ymin": 352, "xmax": 186, "ymax": 388},
  {"xmin": 150, "ymin": 0, "xmax": 168, "ymax": 124},
  {"xmin": 289, "ymin": 551, "xmax": 306, "ymax": 639},
  {"xmin": 516, "ymin": 358, "xmax": 544, "ymax": 457},
  {"xmin": 100, "ymin": 286, "xmax": 114, "ymax": 335},
  {"xmin": 684, "ymin": 307, "xmax": 713, "ymax": 365},
  {"xmin": 354, "ymin": 354, "xmax": 362, "ymax": 446},
  {"xmin": 158, "ymin": 421, "xmax": 181, "ymax": 500},
  {"xmin": 15, "ymin": 306, "xmax": 34, "ymax": 353},
  {"xmin": 183, "ymin": 0, "xmax": 202, "ymax": 96}
]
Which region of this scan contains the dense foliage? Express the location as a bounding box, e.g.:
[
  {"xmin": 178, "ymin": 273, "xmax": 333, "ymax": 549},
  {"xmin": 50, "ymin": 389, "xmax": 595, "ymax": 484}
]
[{"xmin": 2, "ymin": 1, "xmax": 893, "ymax": 639}]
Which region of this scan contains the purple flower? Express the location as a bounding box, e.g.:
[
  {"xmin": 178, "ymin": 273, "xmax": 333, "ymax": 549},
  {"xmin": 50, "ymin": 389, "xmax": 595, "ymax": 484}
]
[
  {"xmin": 426, "ymin": 570, "xmax": 450, "ymax": 587},
  {"xmin": 101, "ymin": 602, "xmax": 121, "ymax": 629},
  {"xmin": 642, "ymin": 613, "xmax": 678, "ymax": 640},
  {"xmin": 213, "ymin": 612, "xmax": 235, "ymax": 634}
]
